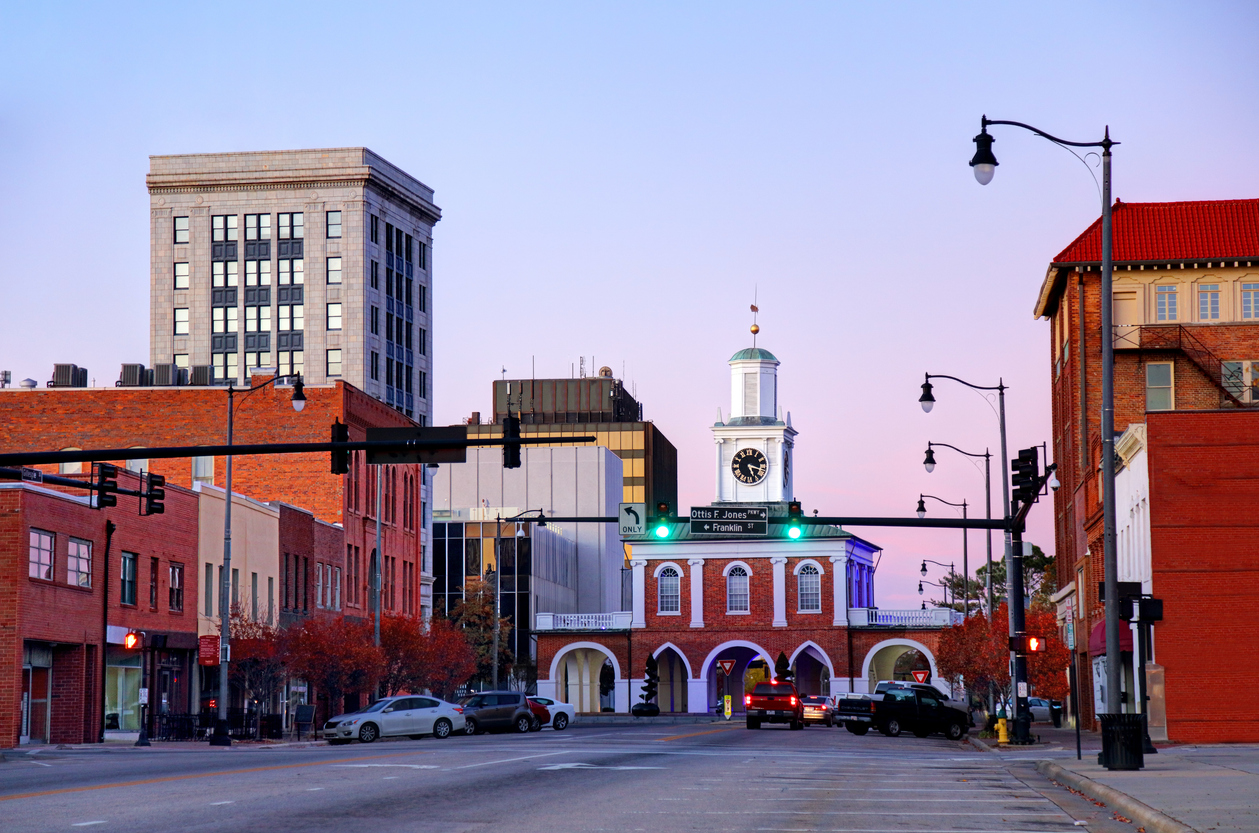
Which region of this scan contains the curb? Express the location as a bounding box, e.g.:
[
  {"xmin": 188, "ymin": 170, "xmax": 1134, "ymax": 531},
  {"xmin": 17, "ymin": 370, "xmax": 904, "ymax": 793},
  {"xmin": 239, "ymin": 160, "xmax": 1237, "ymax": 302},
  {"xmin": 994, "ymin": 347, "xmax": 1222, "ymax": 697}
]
[{"xmin": 1035, "ymin": 760, "xmax": 1199, "ymax": 833}]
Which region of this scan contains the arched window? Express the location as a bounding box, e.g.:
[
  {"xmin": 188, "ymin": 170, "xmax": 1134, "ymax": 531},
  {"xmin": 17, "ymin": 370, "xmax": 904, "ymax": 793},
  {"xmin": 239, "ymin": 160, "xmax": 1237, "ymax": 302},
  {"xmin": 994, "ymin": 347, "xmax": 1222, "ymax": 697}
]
[
  {"xmin": 727, "ymin": 566, "xmax": 749, "ymax": 613},
  {"xmin": 797, "ymin": 564, "xmax": 821, "ymax": 612},
  {"xmin": 60, "ymin": 448, "xmax": 83, "ymax": 475},
  {"xmin": 658, "ymin": 567, "xmax": 680, "ymax": 613}
]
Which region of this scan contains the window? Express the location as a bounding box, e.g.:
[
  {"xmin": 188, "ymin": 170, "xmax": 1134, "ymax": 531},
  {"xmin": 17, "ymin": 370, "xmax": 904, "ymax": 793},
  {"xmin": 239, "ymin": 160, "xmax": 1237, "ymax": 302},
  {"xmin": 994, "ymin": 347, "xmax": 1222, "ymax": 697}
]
[
  {"xmin": 278, "ymin": 258, "xmax": 304, "ymax": 285},
  {"xmin": 174, "ymin": 353, "xmax": 189, "ymax": 370},
  {"xmin": 174, "ymin": 262, "xmax": 190, "ymax": 290},
  {"xmin": 1156, "ymin": 286, "xmax": 1178, "ymax": 321},
  {"xmin": 1146, "ymin": 362, "xmax": 1174, "ymax": 411},
  {"xmin": 327, "ymin": 303, "xmax": 342, "ymax": 330},
  {"xmin": 326, "ymin": 211, "xmax": 342, "ymax": 238},
  {"xmin": 212, "ymin": 352, "xmax": 238, "ymax": 382},
  {"xmin": 245, "ymin": 260, "xmax": 271, "ymax": 286},
  {"xmin": 150, "ymin": 557, "xmax": 160, "ymax": 608},
  {"xmin": 169, "ymin": 563, "xmax": 183, "ymax": 612},
  {"xmin": 232, "ymin": 567, "xmax": 239, "ymax": 605},
  {"xmin": 386, "ymin": 222, "xmax": 394, "ymax": 252},
  {"xmin": 212, "ymin": 260, "xmax": 239, "ymax": 288},
  {"xmin": 192, "ymin": 455, "xmax": 214, "ymax": 484},
  {"xmin": 370, "ymin": 351, "xmax": 380, "ymax": 381},
  {"xmin": 68, "ymin": 538, "xmax": 92, "ymax": 588},
  {"xmin": 371, "ymin": 260, "xmax": 379, "ymax": 289},
  {"xmin": 245, "ymin": 305, "xmax": 271, "ymax": 333},
  {"xmin": 212, "ymin": 306, "xmax": 238, "ymax": 333},
  {"xmin": 174, "ymin": 308, "xmax": 190, "ymax": 335},
  {"xmin": 212, "ymin": 215, "xmax": 238, "ymax": 243},
  {"xmin": 418, "ymin": 284, "xmax": 427, "ymax": 313},
  {"xmin": 370, "ymin": 305, "xmax": 379, "ymax": 335},
  {"xmin": 370, "ymin": 215, "xmax": 379, "ymax": 244},
  {"xmin": 419, "ymin": 371, "xmax": 427, "ymax": 399},
  {"xmin": 657, "ymin": 567, "xmax": 680, "ymax": 613},
  {"xmin": 279, "ymin": 212, "xmax": 304, "ymax": 239},
  {"xmin": 327, "ymin": 256, "xmax": 342, "ymax": 284},
  {"xmin": 204, "ymin": 562, "xmax": 213, "ymax": 615},
  {"xmin": 123, "ymin": 553, "xmax": 138, "ymax": 606},
  {"xmin": 727, "ymin": 566, "xmax": 749, "ymax": 613},
  {"xmin": 386, "ymin": 313, "xmax": 394, "ymax": 342},
  {"xmin": 334, "ymin": 567, "xmax": 341, "ymax": 611},
  {"xmin": 252, "ymin": 572, "xmax": 259, "ymax": 620},
  {"xmin": 29, "ymin": 529, "xmax": 54, "ymax": 580},
  {"xmin": 59, "ymin": 450, "xmax": 82, "ymax": 475},
  {"xmin": 173, "ymin": 216, "xmax": 190, "ymax": 244},
  {"xmin": 797, "ymin": 564, "xmax": 821, "ymax": 612},
  {"xmin": 1199, "ymin": 284, "xmax": 1220, "ymax": 320},
  {"xmin": 1244, "ymin": 284, "xmax": 1259, "ymax": 320},
  {"xmin": 277, "ymin": 350, "xmax": 303, "ymax": 378},
  {"xmin": 268, "ymin": 576, "xmax": 275, "ymax": 624},
  {"xmin": 278, "ymin": 304, "xmax": 303, "ymax": 331},
  {"xmin": 327, "ymin": 349, "xmax": 343, "ymax": 377},
  {"xmin": 246, "ymin": 214, "xmax": 271, "ymax": 240},
  {"xmin": 418, "ymin": 328, "xmax": 427, "ymax": 355}
]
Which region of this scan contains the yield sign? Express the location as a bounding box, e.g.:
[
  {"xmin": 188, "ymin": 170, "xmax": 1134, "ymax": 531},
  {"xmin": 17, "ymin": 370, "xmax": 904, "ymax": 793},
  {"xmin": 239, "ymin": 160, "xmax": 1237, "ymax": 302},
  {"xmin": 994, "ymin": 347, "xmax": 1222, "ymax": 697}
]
[
  {"xmin": 717, "ymin": 659, "xmax": 737, "ymax": 677},
  {"xmin": 912, "ymin": 670, "xmax": 930, "ymax": 684}
]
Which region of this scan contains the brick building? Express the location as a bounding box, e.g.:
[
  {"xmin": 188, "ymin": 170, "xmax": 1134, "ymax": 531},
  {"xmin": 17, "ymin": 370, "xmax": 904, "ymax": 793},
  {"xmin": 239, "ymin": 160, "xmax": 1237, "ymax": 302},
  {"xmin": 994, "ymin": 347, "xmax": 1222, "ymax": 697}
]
[
  {"xmin": 0, "ymin": 471, "xmax": 199, "ymax": 747},
  {"xmin": 534, "ymin": 341, "xmax": 962, "ymax": 714},
  {"xmin": 1035, "ymin": 198, "xmax": 1259, "ymax": 742}
]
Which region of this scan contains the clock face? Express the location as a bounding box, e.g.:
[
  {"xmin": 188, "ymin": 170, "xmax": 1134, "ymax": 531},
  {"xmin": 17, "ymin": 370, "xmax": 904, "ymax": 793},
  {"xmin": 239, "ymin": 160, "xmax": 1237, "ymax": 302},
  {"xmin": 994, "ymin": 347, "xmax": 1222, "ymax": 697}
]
[{"xmin": 732, "ymin": 447, "xmax": 769, "ymax": 485}]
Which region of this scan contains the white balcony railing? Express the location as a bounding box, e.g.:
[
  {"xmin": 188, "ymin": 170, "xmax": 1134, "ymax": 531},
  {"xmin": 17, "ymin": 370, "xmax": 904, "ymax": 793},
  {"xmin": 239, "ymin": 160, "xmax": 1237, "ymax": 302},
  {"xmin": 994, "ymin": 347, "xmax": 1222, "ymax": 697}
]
[
  {"xmin": 847, "ymin": 607, "xmax": 963, "ymax": 628},
  {"xmin": 535, "ymin": 612, "xmax": 634, "ymax": 632}
]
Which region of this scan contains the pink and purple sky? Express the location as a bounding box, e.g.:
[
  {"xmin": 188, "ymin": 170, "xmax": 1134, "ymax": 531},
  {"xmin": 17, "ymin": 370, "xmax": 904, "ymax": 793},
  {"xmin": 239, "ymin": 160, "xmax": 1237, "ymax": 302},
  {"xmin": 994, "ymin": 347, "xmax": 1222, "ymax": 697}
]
[{"xmin": 3, "ymin": 2, "xmax": 1259, "ymax": 607}]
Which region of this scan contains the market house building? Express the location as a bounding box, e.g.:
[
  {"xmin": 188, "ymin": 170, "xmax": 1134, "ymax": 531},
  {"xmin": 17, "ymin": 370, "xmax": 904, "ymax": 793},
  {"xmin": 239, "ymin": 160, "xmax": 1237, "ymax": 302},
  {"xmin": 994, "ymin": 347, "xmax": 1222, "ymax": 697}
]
[{"xmin": 534, "ymin": 339, "xmax": 962, "ymax": 714}]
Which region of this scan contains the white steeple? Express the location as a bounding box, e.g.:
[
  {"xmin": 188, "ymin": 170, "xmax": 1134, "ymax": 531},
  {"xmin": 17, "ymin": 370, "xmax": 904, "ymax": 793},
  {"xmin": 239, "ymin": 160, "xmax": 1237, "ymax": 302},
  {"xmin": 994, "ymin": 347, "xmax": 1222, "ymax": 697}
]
[{"xmin": 712, "ymin": 340, "xmax": 797, "ymax": 504}]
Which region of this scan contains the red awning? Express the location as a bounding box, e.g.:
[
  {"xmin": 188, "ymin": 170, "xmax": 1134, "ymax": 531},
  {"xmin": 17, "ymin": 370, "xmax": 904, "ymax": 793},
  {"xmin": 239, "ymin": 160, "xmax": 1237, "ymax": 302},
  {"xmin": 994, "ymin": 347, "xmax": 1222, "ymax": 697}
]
[{"xmin": 1088, "ymin": 621, "xmax": 1134, "ymax": 657}]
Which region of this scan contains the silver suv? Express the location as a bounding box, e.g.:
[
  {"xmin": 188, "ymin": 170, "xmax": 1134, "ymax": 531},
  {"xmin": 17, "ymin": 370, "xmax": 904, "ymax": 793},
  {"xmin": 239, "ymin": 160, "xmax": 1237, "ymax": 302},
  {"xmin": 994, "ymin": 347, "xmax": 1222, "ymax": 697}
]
[{"xmin": 458, "ymin": 691, "xmax": 534, "ymax": 735}]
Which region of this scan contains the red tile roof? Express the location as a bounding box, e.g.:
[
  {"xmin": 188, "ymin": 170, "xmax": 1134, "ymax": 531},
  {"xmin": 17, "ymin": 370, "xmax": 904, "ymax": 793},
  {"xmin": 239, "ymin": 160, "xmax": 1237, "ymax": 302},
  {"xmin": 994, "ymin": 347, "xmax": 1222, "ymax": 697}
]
[{"xmin": 1053, "ymin": 198, "xmax": 1259, "ymax": 265}]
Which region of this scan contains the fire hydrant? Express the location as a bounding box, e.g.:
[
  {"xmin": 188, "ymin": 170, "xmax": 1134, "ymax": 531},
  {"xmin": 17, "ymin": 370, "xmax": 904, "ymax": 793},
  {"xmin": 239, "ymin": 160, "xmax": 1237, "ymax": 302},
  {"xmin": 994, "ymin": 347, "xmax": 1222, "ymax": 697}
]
[{"xmin": 997, "ymin": 706, "xmax": 1009, "ymax": 744}]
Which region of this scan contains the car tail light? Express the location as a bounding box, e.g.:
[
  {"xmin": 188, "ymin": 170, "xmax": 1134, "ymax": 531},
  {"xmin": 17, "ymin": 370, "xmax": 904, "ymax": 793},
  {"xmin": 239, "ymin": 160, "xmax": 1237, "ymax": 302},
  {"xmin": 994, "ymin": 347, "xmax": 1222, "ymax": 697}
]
[
  {"xmin": 453, "ymin": 707, "xmax": 463, "ymax": 714},
  {"xmin": 744, "ymin": 694, "xmax": 751, "ymax": 706},
  {"xmin": 870, "ymin": 702, "xmax": 876, "ymax": 713},
  {"xmin": 790, "ymin": 696, "xmax": 797, "ymax": 707}
]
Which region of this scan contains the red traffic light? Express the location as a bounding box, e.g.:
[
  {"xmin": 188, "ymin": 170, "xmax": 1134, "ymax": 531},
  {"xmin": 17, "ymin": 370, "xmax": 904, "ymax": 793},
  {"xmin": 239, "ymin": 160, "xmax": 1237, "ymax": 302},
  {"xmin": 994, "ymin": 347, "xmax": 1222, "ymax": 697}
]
[
  {"xmin": 123, "ymin": 631, "xmax": 141, "ymax": 650},
  {"xmin": 1027, "ymin": 636, "xmax": 1045, "ymax": 652}
]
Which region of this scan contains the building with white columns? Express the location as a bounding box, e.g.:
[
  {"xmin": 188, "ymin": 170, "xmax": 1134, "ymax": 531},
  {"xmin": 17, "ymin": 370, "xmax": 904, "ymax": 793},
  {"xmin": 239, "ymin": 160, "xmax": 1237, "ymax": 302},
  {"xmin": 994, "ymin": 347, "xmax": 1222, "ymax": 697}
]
[{"xmin": 534, "ymin": 337, "xmax": 962, "ymax": 714}]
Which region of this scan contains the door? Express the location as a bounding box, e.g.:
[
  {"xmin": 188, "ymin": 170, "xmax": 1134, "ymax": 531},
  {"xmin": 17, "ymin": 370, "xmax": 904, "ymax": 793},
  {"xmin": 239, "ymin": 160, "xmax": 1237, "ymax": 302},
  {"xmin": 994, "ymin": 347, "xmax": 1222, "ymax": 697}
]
[
  {"xmin": 380, "ymin": 698, "xmax": 418, "ymax": 736},
  {"xmin": 23, "ymin": 667, "xmax": 51, "ymax": 744},
  {"xmin": 489, "ymin": 694, "xmax": 519, "ymax": 727},
  {"xmin": 916, "ymin": 692, "xmax": 943, "ymax": 731},
  {"xmin": 413, "ymin": 697, "xmax": 440, "ymax": 734}
]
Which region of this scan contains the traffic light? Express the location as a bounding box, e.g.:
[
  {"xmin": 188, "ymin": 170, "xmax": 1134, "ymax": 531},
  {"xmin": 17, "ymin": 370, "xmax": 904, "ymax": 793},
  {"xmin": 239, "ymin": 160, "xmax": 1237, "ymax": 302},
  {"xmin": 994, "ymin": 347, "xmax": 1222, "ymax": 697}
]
[
  {"xmin": 786, "ymin": 501, "xmax": 803, "ymax": 539},
  {"xmin": 123, "ymin": 631, "xmax": 142, "ymax": 650},
  {"xmin": 1009, "ymin": 633, "xmax": 1046, "ymax": 654},
  {"xmin": 143, "ymin": 473, "xmax": 165, "ymax": 516},
  {"xmin": 1010, "ymin": 447, "xmax": 1039, "ymax": 506},
  {"xmin": 330, "ymin": 419, "xmax": 350, "ymax": 475},
  {"xmin": 502, "ymin": 415, "xmax": 521, "ymax": 469},
  {"xmin": 95, "ymin": 463, "xmax": 119, "ymax": 509},
  {"xmin": 652, "ymin": 501, "xmax": 672, "ymax": 539}
]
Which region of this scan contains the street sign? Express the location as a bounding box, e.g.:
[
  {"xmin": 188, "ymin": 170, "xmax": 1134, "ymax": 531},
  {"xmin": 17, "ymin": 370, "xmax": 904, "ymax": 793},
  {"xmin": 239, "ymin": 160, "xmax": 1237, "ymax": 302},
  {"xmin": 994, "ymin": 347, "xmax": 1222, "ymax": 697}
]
[
  {"xmin": 198, "ymin": 635, "xmax": 219, "ymax": 666},
  {"xmin": 1017, "ymin": 681, "xmax": 1029, "ymax": 698},
  {"xmin": 723, "ymin": 695, "xmax": 732, "ymax": 720},
  {"xmin": 20, "ymin": 467, "xmax": 43, "ymax": 483},
  {"xmin": 717, "ymin": 659, "xmax": 736, "ymax": 677},
  {"xmin": 138, "ymin": 687, "xmax": 149, "ymax": 705},
  {"xmin": 619, "ymin": 502, "xmax": 645, "ymax": 536},
  {"xmin": 689, "ymin": 505, "xmax": 768, "ymax": 536},
  {"xmin": 365, "ymin": 426, "xmax": 469, "ymax": 465},
  {"xmin": 912, "ymin": 670, "xmax": 930, "ymax": 684}
]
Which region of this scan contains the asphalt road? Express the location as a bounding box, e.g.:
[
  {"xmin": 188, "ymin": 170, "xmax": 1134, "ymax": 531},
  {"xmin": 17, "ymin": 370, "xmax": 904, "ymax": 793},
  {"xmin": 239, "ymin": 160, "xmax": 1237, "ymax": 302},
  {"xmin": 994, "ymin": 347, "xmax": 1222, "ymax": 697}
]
[{"xmin": 1, "ymin": 723, "xmax": 1141, "ymax": 833}]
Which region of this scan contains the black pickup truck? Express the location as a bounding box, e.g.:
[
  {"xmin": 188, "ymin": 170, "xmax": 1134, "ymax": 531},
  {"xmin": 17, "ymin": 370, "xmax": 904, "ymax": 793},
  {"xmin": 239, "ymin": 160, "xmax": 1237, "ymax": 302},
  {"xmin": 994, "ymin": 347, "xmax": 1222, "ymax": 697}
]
[{"xmin": 837, "ymin": 684, "xmax": 971, "ymax": 740}]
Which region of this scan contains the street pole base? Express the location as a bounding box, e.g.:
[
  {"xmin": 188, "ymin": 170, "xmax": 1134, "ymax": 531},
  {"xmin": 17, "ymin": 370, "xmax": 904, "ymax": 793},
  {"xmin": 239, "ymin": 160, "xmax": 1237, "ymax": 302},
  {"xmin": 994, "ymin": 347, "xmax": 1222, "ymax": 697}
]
[
  {"xmin": 209, "ymin": 719, "xmax": 232, "ymax": 747},
  {"xmin": 134, "ymin": 731, "xmax": 151, "ymax": 747}
]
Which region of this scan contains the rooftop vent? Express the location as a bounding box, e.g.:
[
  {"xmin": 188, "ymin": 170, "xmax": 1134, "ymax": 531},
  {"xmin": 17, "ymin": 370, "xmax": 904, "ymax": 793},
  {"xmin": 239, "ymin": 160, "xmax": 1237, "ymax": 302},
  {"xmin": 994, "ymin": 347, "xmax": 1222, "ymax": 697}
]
[
  {"xmin": 19, "ymin": 378, "xmax": 37, "ymax": 390},
  {"xmin": 153, "ymin": 364, "xmax": 187, "ymax": 386},
  {"xmin": 189, "ymin": 365, "xmax": 214, "ymax": 386},
  {"xmin": 49, "ymin": 364, "xmax": 88, "ymax": 388},
  {"xmin": 117, "ymin": 363, "xmax": 152, "ymax": 387}
]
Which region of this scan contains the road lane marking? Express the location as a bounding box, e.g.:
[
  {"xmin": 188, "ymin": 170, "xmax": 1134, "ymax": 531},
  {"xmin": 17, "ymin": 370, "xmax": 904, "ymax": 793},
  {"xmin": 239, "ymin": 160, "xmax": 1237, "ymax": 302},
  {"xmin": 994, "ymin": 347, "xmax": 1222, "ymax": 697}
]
[
  {"xmin": 331, "ymin": 764, "xmax": 440, "ymax": 769},
  {"xmin": 452, "ymin": 751, "xmax": 570, "ymax": 769},
  {"xmin": 0, "ymin": 751, "xmax": 433, "ymax": 803},
  {"xmin": 656, "ymin": 726, "xmax": 742, "ymax": 741},
  {"xmin": 306, "ymin": 788, "xmax": 324, "ymax": 791},
  {"xmin": 70, "ymin": 823, "xmax": 106, "ymax": 828},
  {"xmin": 537, "ymin": 762, "xmax": 664, "ymax": 771},
  {"xmin": 210, "ymin": 801, "xmax": 234, "ymax": 805}
]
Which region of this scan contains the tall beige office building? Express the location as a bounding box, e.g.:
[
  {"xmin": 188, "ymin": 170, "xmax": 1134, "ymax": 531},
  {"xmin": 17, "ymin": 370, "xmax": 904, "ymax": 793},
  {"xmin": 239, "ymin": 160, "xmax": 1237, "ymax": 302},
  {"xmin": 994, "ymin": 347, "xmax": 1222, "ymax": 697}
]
[{"xmin": 146, "ymin": 148, "xmax": 441, "ymax": 422}]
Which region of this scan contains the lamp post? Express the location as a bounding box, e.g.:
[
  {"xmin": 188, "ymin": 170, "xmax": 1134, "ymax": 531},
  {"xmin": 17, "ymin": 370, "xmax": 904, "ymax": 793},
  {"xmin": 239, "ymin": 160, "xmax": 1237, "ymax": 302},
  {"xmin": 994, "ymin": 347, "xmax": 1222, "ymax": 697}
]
[
  {"xmin": 970, "ymin": 114, "xmax": 1121, "ymax": 721},
  {"xmin": 925, "ymin": 442, "xmax": 993, "ymax": 615},
  {"xmin": 210, "ymin": 372, "xmax": 305, "ymax": 747},
  {"xmin": 918, "ymin": 559, "xmax": 955, "ymax": 608},
  {"xmin": 917, "ymin": 495, "xmax": 968, "ymax": 615},
  {"xmin": 491, "ymin": 509, "xmax": 542, "ymax": 690},
  {"xmin": 918, "ymin": 577, "xmax": 950, "ymax": 608}
]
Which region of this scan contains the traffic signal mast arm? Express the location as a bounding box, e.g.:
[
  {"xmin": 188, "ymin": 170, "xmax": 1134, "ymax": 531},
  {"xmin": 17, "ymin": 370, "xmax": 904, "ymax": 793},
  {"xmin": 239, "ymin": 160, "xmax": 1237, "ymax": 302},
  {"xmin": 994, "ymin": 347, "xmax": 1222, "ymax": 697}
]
[{"xmin": 1010, "ymin": 462, "xmax": 1057, "ymax": 531}]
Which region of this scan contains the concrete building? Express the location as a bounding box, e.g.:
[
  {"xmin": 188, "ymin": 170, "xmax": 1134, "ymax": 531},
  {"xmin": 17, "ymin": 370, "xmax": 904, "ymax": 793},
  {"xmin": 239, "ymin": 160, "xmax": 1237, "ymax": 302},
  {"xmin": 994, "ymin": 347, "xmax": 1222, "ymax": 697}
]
[
  {"xmin": 145, "ymin": 148, "xmax": 440, "ymax": 422},
  {"xmin": 1036, "ymin": 198, "xmax": 1259, "ymax": 742},
  {"xmin": 430, "ymin": 445, "xmax": 622, "ymax": 668}
]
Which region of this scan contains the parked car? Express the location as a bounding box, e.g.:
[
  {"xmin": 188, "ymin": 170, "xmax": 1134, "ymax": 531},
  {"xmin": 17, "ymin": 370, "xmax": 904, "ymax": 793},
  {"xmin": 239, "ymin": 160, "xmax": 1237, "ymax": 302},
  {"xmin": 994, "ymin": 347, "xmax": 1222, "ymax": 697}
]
[
  {"xmin": 527, "ymin": 696, "xmax": 574, "ymax": 730},
  {"xmin": 526, "ymin": 698, "xmax": 549, "ymax": 732},
  {"xmin": 323, "ymin": 695, "xmax": 465, "ymax": 744},
  {"xmin": 1028, "ymin": 697, "xmax": 1053, "ymax": 722},
  {"xmin": 801, "ymin": 694, "xmax": 838, "ymax": 727},
  {"xmin": 745, "ymin": 680, "xmax": 804, "ymax": 730},
  {"xmin": 457, "ymin": 691, "xmax": 535, "ymax": 735},
  {"xmin": 837, "ymin": 686, "xmax": 971, "ymax": 740}
]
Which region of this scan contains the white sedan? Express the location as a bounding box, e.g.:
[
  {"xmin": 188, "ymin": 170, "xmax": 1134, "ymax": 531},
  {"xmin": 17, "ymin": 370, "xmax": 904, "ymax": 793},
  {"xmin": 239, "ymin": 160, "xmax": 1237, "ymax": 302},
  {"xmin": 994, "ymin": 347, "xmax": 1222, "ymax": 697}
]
[
  {"xmin": 323, "ymin": 695, "xmax": 466, "ymax": 744},
  {"xmin": 528, "ymin": 696, "xmax": 574, "ymax": 730}
]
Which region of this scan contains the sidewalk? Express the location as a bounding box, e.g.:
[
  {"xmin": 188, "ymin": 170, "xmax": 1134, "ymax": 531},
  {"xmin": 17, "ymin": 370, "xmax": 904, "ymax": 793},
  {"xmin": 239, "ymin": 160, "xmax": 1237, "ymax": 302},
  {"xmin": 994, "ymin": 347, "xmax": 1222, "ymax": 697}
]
[{"xmin": 974, "ymin": 724, "xmax": 1259, "ymax": 833}]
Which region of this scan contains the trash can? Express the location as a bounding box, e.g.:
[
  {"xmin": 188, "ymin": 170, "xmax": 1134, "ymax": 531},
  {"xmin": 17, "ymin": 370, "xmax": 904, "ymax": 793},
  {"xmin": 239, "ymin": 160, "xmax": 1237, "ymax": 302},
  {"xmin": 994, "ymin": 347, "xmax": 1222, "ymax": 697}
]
[
  {"xmin": 1099, "ymin": 713, "xmax": 1144, "ymax": 771},
  {"xmin": 1050, "ymin": 701, "xmax": 1064, "ymax": 728}
]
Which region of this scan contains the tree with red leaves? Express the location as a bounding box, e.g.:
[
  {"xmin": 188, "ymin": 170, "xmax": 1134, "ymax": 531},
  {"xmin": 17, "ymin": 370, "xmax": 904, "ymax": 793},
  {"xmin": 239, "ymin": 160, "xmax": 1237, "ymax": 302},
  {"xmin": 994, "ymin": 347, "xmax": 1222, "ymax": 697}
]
[
  {"xmin": 936, "ymin": 603, "xmax": 1070, "ymax": 703},
  {"xmin": 227, "ymin": 605, "xmax": 285, "ymax": 713},
  {"xmin": 416, "ymin": 617, "xmax": 477, "ymax": 701},
  {"xmin": 283, "ymin": 616, "xmax": 385, "ymax": 718}
]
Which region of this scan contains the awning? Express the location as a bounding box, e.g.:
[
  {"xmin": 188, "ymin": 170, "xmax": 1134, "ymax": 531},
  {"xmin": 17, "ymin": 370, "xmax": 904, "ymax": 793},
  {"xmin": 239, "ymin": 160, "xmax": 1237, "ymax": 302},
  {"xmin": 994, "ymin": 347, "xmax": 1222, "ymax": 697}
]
[{"xmin": 1088, "ymin": 621, "xmax": 1134, "ymax": 657}]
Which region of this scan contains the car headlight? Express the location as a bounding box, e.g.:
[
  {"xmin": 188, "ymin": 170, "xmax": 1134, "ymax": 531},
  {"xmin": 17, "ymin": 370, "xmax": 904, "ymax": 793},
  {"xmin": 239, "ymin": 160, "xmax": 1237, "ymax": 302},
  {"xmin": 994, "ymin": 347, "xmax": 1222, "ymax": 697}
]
[{"xmin": 342, "ymin": 718, "xmax": 360, "ymax": 726}]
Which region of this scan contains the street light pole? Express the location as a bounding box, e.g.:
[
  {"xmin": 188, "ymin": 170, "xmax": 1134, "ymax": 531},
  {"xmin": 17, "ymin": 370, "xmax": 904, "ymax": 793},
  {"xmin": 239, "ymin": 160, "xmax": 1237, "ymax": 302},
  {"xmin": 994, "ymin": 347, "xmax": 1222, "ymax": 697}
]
[
  {"xmin": 926, "ymin": 442, "xmax": 993, "ymax": 615},
  {"xmin": 210, "ymin": 372, "xmax": 305, "ymax": 747},
  {"xmin": 971, "ymin": 116, "xmax": 1121, "ymax": 718},
  {"xmin": 918, "ymin": 495, "xmax": 969, "ymax": 614},
  {"xmin": 492, "ymin": 513, "xmax": 501, "ymax": 690}
]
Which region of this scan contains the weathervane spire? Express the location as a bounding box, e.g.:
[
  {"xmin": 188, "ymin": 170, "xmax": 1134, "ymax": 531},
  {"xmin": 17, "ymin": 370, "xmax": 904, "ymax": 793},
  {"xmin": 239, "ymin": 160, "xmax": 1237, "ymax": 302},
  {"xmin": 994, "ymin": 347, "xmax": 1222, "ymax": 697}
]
[{"xmin": 750, "ymin": 287, "xmax": 760, "ymax": 347}]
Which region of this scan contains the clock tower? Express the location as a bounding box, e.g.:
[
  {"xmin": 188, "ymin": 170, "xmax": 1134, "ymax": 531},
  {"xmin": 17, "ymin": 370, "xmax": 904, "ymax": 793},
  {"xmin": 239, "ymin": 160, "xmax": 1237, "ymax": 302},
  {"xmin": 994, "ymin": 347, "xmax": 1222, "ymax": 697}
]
[{"xmin": 712, "ymin": 343, "xmax": 797, "ymax": 503}]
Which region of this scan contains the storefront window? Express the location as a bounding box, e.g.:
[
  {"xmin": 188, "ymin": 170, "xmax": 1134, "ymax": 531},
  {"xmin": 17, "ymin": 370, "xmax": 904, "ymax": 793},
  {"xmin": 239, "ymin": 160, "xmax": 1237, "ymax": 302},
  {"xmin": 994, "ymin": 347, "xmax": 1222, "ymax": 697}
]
[{"xmin": 105, "ymin": 649, "xmax": 142, "ymax": 732}]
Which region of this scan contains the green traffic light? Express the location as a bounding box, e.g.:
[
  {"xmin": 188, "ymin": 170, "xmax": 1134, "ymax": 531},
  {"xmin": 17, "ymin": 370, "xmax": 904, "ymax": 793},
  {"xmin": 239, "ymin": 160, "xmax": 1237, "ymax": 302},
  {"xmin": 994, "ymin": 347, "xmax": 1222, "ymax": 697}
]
[
  {"xmin": 787, "ymin": 525, "xmax": 802, "ymax": 540},
  {"xmin": 654, "ymin": 523, "xmax": 670, "ymax": 539}
]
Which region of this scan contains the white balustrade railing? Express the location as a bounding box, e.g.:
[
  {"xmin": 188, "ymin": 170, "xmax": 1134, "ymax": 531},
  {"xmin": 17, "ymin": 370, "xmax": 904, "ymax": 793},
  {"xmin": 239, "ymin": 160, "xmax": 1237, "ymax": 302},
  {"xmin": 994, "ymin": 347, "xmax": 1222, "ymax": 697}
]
[
  {"xmin": 847, "ymin": 608, "xmax": 963, "ymax": 628},
  {"xmin": 535, "ymin": 612, "xmax": 633, "ymax": 631}
]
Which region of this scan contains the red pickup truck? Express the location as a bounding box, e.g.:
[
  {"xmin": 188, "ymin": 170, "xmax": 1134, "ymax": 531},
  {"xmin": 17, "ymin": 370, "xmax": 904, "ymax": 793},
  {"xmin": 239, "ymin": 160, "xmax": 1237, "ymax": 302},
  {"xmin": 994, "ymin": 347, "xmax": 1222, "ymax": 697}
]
[{"xmin": 744, "ymin": 681, "xmax": 805, "ymax": 730}]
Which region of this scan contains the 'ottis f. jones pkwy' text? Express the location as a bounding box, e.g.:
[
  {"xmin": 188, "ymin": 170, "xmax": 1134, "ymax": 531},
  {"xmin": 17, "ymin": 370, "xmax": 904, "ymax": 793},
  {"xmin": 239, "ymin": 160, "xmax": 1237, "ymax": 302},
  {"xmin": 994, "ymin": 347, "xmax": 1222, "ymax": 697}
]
[{"xmin": 690, "ymin": 507, "xmax": 768, "ymax": 522}]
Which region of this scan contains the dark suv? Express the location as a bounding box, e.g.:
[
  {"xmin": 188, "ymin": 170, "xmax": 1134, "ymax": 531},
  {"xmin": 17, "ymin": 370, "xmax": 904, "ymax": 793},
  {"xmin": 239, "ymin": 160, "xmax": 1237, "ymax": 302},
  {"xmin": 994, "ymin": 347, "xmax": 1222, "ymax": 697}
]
[{"xmin": 458, "ymin": 691, "xmax": 534, "ymax": 735}]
